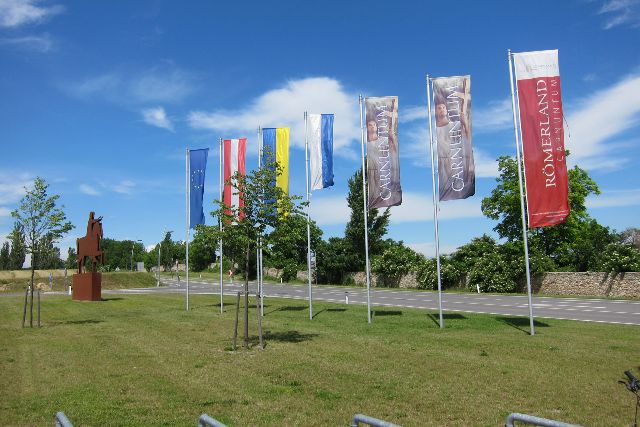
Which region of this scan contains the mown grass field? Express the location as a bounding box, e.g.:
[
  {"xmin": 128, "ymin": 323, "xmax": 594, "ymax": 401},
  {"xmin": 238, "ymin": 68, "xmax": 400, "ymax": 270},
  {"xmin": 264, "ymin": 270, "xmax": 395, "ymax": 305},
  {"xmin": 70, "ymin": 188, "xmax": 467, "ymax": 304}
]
[
  {"xmin": 0, "ymin": 292, "xmax": 638, "ymax": 426},
  {"xmin": 0, "ymin": 271, "xmax": 157, "ymax": 293}
]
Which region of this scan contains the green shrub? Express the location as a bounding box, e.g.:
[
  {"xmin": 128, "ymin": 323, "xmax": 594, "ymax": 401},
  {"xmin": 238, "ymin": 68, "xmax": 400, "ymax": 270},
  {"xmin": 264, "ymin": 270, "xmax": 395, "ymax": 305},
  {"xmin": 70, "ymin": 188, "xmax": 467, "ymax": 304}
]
[{"xmin": 600, "ymin": 243, "xmax": 640, "ymax": 273}]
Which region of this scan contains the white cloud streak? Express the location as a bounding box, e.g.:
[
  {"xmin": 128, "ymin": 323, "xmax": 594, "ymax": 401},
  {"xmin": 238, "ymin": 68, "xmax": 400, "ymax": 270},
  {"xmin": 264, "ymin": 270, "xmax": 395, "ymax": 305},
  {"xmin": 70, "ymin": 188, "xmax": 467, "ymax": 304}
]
[
  {"xmin": 65, "ymin": 67, "xmax": 195, "ymax": 105},
  {"xmin": 566, "ymin": 73, "xmax": 640, "ymax": 170},
  {"xmin": 0, "ymin": 33, "xmax": 54, "ymax": 52},
  {"xmin": 112, "ymin": 180, "xmax": 136, "ymax": 195},
  {"xmin": 142, "ymin": 106, "xmax": 174, "ymax": 131},
  {"xmin": 0, "ymin": 0, "xmax": 63, "ymax": 28},
  {"xmin": 0, "ymin": 207, "xmax": 10, "ymax": 217},
  {"xmin": 390, "ymin": 192, "xmax": 484, "ymax": 223},
  {"xmin": 188, "ymin": 77, "xmax": 360, "ymax": 155},
  {"xmin": 0, "ymin": 172, "xmax": 31, "ymax": 204},
  {"xmin": 598, "ymin": 0, "xmax": 640, "ymax": 29},
  {"xmin": 406, "ymin": 242, "xmax": 460, "ymax": 257},
  {"xmin": 79, "ymin": 184, "xmax": 100, "ymax": 196},
  {"xmin": 586, "ymin": 188, "xmax": 640, "ymax": 208}
]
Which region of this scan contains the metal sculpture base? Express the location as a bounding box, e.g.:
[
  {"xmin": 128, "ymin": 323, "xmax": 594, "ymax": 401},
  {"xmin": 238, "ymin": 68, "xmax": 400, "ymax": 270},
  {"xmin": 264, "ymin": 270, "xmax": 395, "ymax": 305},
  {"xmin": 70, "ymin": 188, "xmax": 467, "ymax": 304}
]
[{"xmin": 72, "ymin": 272, "xmax": 102, "ymax": 301}]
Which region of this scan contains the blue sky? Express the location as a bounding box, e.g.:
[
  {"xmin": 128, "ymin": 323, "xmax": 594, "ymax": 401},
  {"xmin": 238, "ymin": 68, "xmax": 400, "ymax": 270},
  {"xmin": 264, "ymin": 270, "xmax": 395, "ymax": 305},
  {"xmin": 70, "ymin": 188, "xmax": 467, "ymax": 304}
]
[{"xmin": 1, "ymin": 0, "xmax": 639, "ymax": 260}]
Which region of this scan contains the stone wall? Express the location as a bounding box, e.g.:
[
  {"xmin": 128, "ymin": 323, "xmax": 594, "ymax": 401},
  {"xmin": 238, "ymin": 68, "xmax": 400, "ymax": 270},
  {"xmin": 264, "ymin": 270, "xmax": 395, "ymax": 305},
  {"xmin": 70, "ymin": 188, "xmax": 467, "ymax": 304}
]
[
  {"xmin": 533, "ymin": 272, "xmax": 640, "ymax": 298},
  {"xmin": 268, "ymin": 268, "xmax": 639, "ymax": 298}
]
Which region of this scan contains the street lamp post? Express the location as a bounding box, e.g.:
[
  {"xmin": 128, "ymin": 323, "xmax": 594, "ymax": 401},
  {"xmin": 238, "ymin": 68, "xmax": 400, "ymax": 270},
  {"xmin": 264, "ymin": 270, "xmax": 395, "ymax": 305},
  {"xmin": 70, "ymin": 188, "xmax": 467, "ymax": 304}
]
[
  {"xmin": 156, "ymin": 231, "xmax": 173, "ymax": 287},
  {"xmin": 131, "ymin": 240, "xmax": 142, "ymax": 272}
]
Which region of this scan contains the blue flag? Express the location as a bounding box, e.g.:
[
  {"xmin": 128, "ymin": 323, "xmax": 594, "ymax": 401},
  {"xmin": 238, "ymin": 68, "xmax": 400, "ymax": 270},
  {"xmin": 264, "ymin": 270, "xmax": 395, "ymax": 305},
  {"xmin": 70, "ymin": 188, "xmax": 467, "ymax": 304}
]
[{"xmin": 189, "ymin": 148, "xmax": 208, "ymax": 228}]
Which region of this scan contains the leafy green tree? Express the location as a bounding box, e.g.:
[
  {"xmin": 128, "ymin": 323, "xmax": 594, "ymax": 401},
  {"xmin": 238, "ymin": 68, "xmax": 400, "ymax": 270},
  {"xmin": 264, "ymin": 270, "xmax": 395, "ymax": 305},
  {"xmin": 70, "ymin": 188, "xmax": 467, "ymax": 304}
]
[
  {"xmin": 266, "ymin": 213, "xmax": 323, "ymax": 282},
  {"xmin": 65, "ymin": 247, "xmax": 77, "ymax": 270},
  {"xmin": 343, "ymin": 169, "xmax": 391, "ymax": 271},
  {"xmin": 189, "ymin": 225, "xmax": 218, "ymax": 272},
  {"xmin": 371, "ymin": 241, "xmax": 423, "ymax": 287},
  {"xmin": 33, "ymin": 234, "xmax": 63, "ymax": 269},
  {"xmin": 599, "ymin": 243, "xmax": 640, "ymax": 273},
  {"xmin": 8, "ymin": 223, "xmax": 26, "ymax": 270},
  {"xmin": 11, "ymin": 177, "xmax": 74, "ymax": 327},
  {"xmin": 208, "ymin": 154, "xmax": 304, "ymax": 348},
  {"xmin": 415, "ymin": 257, "xmax": 460, "ymax": 290},
  {"xmin": 315, "ymin": 237, "xmax": 359, "ymax": 284},
  {"xmin": 481, "ymin": 155, "xmax": 609, "ymax": 271},
  {"xmin": 0, "ymin": 242, "xmax": 9, "ymax": 270},
  {"xmin": 449, "ymin": 234, "xmax": 498, "ymax": 280}
]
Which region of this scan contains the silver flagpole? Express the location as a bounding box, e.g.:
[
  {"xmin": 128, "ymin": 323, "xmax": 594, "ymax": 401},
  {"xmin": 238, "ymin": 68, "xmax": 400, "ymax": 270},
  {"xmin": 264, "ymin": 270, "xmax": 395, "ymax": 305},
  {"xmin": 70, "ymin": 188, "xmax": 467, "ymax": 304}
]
[
  {"xmin": 508, "ymin": 49, "xmax": 535, "ymax": 335},
  {"xmin": 304, "ymin": 111, "xmax": 313, "ymax": 320},
  {"xmin": 219, "ymin": 138, "xmax": 224, "ymax": 313},
  {"xmin": 426, "ymin": 75, "xmax": 444, "ymax": 329},
  {"xmin": 258, "ymin": 126, "xmax": 264, "ymax": 316},
  {"xmin": 359, "ymin": 95, "xmax": 372, "ymax": 324},
  {"xmin": 186, "ymin": 148, "xmax": 190, "ymax": 311}
]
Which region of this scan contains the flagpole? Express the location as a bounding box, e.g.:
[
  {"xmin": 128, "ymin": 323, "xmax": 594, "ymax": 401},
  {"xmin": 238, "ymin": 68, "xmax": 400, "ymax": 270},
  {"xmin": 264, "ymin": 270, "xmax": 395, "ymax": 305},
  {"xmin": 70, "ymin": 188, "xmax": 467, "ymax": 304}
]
[
  {"xmin": 508, "ymin": 49, "xmax": 535, "ymax": 336},
  {"xmin": 359, "ymin": 95, "xmax": 372, "ymax": 324},
  {"xmin": 186, "ymin": 148, "xmax": 190, "ymax": 311},
  {"xmin": 219, "ymin": 138, "xmax": 224, "ymax": 313},
  {"xmin": 304, "ymin": 112, "xmax": 313, "ymax": 320},
  {"xmin": 426, "ymin": 75, "xmax": 444, "ymax": 329},
  {"xmin": 258, "ymin": 126, "xmax": 264, "ymax": 316}
]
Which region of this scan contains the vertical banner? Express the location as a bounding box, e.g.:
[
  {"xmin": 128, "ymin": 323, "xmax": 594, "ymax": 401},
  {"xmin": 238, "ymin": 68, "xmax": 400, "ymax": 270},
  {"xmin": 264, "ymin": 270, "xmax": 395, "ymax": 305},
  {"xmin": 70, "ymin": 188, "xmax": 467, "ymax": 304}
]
[
  {"xmin": 261, "ymin": 128, "xmax": 290, "ymax": 195},
  {"xmin": 514, "ymin": 50, "xmax": 570, "ymax": 228},
  {"xmin": 189, "ymin": 148, "xmax": 209, "ymax": 228},
  {"xmin": 223, "ymin": 138, "xmax": 247, "ymax": 219},
  {"xmin": 432, "ymin": 76, "xmax": 475, "ymax": 201},
  {"xmin": 365, "ymin": 96, "xmax": 402, "ymax": 208},
  {"xmin": 308, "ymin": 113, "xmax": 335, "ymax": 190}
]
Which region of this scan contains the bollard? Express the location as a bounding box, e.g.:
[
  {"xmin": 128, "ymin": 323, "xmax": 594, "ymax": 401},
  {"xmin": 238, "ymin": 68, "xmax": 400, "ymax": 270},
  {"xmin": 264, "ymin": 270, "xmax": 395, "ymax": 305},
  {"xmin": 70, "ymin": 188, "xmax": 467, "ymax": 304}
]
[{"xmin": 345, "ymin": 292, "xmax": 349, "ymax": 305}]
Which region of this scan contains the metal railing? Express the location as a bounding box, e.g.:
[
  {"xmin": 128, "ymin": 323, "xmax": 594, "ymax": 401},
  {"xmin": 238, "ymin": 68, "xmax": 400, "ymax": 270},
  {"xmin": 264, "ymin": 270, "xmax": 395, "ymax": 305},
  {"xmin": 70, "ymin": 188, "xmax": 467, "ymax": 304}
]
[
  {"xmin": 198, "ymin": 413, "xmax": 228, "ymax": 427},
  {"xmin": 505, "ymin": 412, "xmax": 582, "ymax": 427},
  {"xmin": 351, "ymin": 413, "xmax": 402, "ymax": 427},
  {"xmin": 55, "ymin": 411, "xmax": 73, "ymax": 427}
]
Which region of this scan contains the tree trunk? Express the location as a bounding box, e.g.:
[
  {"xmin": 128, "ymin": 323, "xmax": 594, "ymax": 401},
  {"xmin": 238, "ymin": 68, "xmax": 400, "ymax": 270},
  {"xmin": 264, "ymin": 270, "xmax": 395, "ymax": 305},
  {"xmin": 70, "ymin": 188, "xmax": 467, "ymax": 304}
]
[
  {"xmin": 244, "ymin": 242, "xmax": 250, "ymax": 349},
  {"xmin": 29, "ymin": 259, "xmax": 35, "ymax": 328}
]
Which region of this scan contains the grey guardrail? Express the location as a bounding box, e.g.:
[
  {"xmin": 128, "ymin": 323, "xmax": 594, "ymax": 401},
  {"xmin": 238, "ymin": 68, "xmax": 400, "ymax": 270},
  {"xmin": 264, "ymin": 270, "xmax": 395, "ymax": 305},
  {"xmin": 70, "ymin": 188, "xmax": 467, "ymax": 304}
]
[
  {"xmin": 505, "ymin": 412, "xmax": 582, "ymax": 427},
  {"xmin": 55, "ymin": 411, "xmax": 73, "ymax": 427},
  {"xmin": 198, "ymin": 413, "xmax": 228, "ymax": 427},
  {"xmin": 351, "ymin": 413, "xmax": 402, "ymax": 427}
]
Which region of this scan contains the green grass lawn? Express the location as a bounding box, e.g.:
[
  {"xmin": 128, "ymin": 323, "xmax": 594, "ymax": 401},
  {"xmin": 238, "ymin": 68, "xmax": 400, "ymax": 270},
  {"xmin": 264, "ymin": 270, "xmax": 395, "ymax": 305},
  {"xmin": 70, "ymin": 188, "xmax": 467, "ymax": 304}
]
[
  {"xmin": 0, "ymin": 271, "xmax": 157, "ymax": 293},
  {"xmin": 0, "ymin": 293, "xmax": 638, "ymax": 426}
]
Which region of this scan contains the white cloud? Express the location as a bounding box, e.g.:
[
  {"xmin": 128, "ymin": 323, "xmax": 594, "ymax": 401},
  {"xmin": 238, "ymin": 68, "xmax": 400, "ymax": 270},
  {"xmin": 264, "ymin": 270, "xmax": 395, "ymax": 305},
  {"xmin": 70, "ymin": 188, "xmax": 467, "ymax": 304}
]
[
  {"xmin": 586, "ymin": 188, "xmax": 640, "ymax": 208},
  {"xmin": 79, "ymin": 184, "xmax": 100, "ymax": 196},
  {"xmin": 566, "ymin": 73, "xmax": 640, "ymax": 170},
  {"xmin": 188, "ymin": 77, "xmax": 360, "ymax": 154},
  {"xmin": 598, "ymin": 0, "xmax": 640, "ymax": 29},
  {"xmin": 0, "ymin": 172, "xmax": 31, "ymax": 204},
  {"xmin": 406, "ymin": 242, "xmax": 460, "ymax": 257},
  {"xmin": 402, "ymin": 125, "xmax": 499, "ymax": 177},
  {"xmin": 389, "ymin": 191, "xmax": 484, "ymax": 223},
  {"xmin": 0, "ymin": 33, "xmax": 54, "ymax": 52},
  {"xmin": 65, "ymin": 66, "xmax": 195, "ymax": 105},
  {"xmin": 0, "ymin": 207, "xmax": 10, "ymax": 217},
  {"xmin": 142, "ymin": 106, "xmax": 174, "ymax": 131},
  {"xmin": 113, "ymin": 180, "xmax": 136, "ymax": 195},
  {"xmin": 473, "ymin": 99, "xmax": 513, "ymax": 133},
  {"xmin": 0, "ymin": 0, "xmax": 63, "ymax": 28},
  {"xmin": 309, "ymin": 194, "xmax": 350, "ymax": 226},
  {"xmin": 401, "ymin": 98, "xmax": 512, "ymax": 133}
]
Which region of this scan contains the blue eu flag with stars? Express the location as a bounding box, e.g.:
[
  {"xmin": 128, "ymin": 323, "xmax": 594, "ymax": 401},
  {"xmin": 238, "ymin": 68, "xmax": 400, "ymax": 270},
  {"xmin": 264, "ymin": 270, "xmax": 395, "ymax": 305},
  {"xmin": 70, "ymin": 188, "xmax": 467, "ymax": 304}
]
[{"xmin": 189, "ymin": 148, "xmax": 208, "ymax": 228}]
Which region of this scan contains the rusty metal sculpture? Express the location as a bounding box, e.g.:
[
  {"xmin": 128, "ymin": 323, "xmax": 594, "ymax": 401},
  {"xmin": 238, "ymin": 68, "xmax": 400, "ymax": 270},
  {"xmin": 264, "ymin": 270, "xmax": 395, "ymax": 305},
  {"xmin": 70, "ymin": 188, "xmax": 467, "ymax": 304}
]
[
  {"xmin": 76, "ymin": 211, "xmax": 104, "ymax": 273},
  {"xmin": 72, "ymin": 212, "xmax": 104, "ymax": 301}
]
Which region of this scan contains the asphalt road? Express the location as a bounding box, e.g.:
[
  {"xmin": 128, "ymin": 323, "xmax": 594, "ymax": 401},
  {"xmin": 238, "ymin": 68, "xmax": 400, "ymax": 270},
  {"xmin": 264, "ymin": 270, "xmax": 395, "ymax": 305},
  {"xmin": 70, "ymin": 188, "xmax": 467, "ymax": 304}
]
[{"xmin": 112, "ymin": 276, "xmax": 640, "ymax": 327}]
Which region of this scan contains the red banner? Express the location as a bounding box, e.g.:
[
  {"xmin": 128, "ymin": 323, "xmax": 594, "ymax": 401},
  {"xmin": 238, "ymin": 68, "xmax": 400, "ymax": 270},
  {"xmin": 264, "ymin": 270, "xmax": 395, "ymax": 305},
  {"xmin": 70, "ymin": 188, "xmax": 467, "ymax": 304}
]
[
  {"xmin": 514, "ymin": 50, "xmax": 570, "ymax": 228},
  {"xmin": 223, "ymin": 138, "xmax": 246, "ymax": 221}
]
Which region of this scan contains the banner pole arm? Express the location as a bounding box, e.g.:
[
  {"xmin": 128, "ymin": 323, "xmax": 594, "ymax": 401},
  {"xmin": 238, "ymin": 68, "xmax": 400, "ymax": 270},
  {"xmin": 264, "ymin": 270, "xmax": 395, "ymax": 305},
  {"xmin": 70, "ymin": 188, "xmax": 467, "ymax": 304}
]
[
  {"xmin": 426, "ymin": 75, "xmax": 445, "ymax": 329},
  {"xmin": 186, "ymin": 148, "xmax": 190, "ymax": 311},
  {"xmin": 304, "ymin": 112, "xmax": 313, "ymax": 320},
  {"xmin": 219, "ymin": 138, "xmax": 224, "ymax": 313},
  {"xmin": 359, "ymin": 95, "xmax": 372, "ymax": 324},
  {"xmin": 508, "ymin": 49, "xmax": 535, "ymax": 336}
]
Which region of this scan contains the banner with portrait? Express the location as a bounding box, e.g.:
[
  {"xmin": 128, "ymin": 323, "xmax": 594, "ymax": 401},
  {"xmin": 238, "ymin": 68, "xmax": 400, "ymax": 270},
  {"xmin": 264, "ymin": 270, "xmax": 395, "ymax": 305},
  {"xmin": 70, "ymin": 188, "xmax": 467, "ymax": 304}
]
[
  {"xmin": 514, "ymin": 50, "xmax": 570, "ymax": 228},
  {"xmin": 432, "ymin": 75, "xmax": 475, "ymax": 201},
  {"xmin": 365, "ymin": 96, "xmax": 402, "ymax": 209}
]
